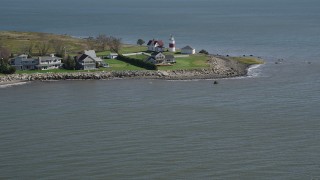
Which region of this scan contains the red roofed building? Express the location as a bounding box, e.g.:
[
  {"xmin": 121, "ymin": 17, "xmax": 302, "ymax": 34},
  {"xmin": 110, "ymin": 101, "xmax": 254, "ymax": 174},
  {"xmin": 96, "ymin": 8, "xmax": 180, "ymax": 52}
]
[{"xmin": 147, "ymin": 39, "xmax": 164, "ymax": 52}]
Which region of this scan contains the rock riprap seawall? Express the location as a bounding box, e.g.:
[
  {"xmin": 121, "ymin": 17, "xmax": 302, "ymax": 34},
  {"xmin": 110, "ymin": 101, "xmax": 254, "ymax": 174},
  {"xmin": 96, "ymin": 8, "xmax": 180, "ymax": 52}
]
[{"xmin": 0, "ymin": 56, "xmax": 251, "ymax": 83}]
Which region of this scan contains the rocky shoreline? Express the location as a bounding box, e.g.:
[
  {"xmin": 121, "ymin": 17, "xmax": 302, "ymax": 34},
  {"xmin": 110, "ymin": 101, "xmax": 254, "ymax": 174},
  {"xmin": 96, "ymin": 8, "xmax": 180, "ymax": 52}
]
[{"xmin": 0, "ymin": 56, "xmax": 251, "ymax": 84}]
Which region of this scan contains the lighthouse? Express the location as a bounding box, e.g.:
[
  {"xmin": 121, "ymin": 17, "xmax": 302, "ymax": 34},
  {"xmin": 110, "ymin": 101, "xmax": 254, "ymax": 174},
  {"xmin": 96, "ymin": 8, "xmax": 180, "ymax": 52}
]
[{"xmin": 169, "ymin": 35, "xmax": 176, "ymax": 52}]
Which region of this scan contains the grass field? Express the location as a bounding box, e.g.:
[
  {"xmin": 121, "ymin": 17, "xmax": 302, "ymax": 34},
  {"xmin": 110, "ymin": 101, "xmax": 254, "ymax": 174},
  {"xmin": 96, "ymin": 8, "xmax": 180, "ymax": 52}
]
[
  {"xmin": 0, "ymin": 31, "xmax": 148, "ymax": 55},
  {"xmin": 105, "ymin": 59, "xmax": 144, "ymax": 71},
  {"xmin": 126, "ymin": 54, "xmax": 149, "ymax": 61},
  {"xmin": 230, "ymin": 56, "xmax": 264, "ymax": 65},
  {"xmin": 0, "ymin": 31, "xmax": 87, "ymax": 54},
  {"xmin": 96, "ymin": 46, "xmax": 148, "ymax": 57},
  {"xmin": 158, "ymin": 54, "xmax": 209, "ymax": 70},
  {"xmin": 120, "ymin": 45, "xmax": 147, "ymax": 54}
]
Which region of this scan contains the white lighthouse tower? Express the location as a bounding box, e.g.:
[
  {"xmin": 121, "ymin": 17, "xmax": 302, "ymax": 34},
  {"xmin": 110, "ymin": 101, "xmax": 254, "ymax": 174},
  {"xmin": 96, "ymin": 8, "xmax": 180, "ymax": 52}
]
[{"xmin": 169, "ymin": 35, "xmax": 176, "ymax": 52}]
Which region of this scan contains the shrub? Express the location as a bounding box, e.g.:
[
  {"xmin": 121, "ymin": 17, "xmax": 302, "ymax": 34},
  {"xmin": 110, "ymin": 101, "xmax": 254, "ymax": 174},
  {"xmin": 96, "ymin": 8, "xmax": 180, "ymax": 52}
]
[
  {"xmin": 137, "ymin": 39, "xmax": 145, "ymax": 46},
  {"xmin": 0, "ymin": 59, "xmax": 16, "ymax": 74},
  {"xmin": 117, "ymin": 55, "xmax": 157, "ymax": 70},
  {"xmin": 199, "ymin": 49, "xmax": 209, "ymax": 55}
]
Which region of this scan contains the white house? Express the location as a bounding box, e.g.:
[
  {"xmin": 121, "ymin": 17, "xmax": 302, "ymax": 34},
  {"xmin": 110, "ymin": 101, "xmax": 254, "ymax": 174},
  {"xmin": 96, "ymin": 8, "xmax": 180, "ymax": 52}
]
[
  {"xmin": 11, "ymin": 54, "xmax": 63, "ymax": 70},
  {"xmin": 181, "ymin": 45, "xmax": 196, "ymax": 54},
  {"xmin": 147, "ymin": 39, "xmax": 164, "ymax": 52},
  {"xmin": 107, "ymin": 53, "xmax": 118, "ymax": 59},
  {"xmin": 36, "ymin": 54, "xmax": 63, "ymax": 70}
]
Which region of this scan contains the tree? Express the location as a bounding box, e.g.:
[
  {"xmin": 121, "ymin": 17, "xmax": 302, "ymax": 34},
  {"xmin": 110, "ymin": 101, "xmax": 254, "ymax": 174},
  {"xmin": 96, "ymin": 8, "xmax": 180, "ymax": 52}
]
[
  {"xmin": 96, "ymin": 34, "xmax": 108, "ymax": 51},
  {"xmin": 137, "ymin": 39, "xmax": 145, "ymax": 46},
  {"xmin": 95, "ymin": 62, "xmax": 100, "ymax": 68},
  {"xmin": 85, "ymin": 37, "xmax": 96, "ymax": 50},
  {"xmin": 0, "ymin": 46, "xmax": 11, "ymax": 60},
  {"xmin": 0, "ymin": 58, "xmax": 16, "ymax": 74},
  {"xmin": 35, "ymin": 41, "xmax": 50, "ymax": 56},
  {"xmin": 50, "ymin": 39, "xmax": 65, "ymax": 58},
  {"xmin": 63, "ymin": 55, "xmax": 76, "ymax": 70},
  {"xmin": 199, "ymin": 49, "xmax": 209, "ymax": 55},
  {"xmin": 106, "ymin": 36, "xmax": 122, "ymax": 53},
  {"xmin": 0, "ymin": 45, "xmax": 14, "ymax": 74},
  {"xmin": 20, "ymin": 42, "xmax": 34, "ymax": 56}
]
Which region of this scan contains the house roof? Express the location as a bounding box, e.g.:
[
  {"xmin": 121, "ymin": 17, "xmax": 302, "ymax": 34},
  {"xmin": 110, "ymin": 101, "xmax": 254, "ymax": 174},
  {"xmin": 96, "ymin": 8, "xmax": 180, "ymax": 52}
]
[
  {"xmin": 20, "ymin": 58, "xmax": 36, "ymax": 61},
  {"xmin": 84, "ymin": 50, "xmax": 97, "ymax": 58},
  {"xmin": 77, "ymin": 54, "xmax": 95, "ymax": 62},
  {"xmin": 84, "ymin": 50, "xmax": 102, "ymax": 62},
  {"xmin": 182, "ymin": 45, "xmax": 194, "ymax": 50},
  {"xmin": 77, "ymin": 53, "xmax": 102, "ymax": 63},
  {"xmin": 151, "ymin": 52, "xmax": 165, "ymax": 57},
  {"xmin": 18, "ymin": 54, "xmax": 28, "ymax": 58},
  {"xmin": 38, "ymin": 56, "xmax": 62, "ymax": 61},
  {"xmin": 147, "ymin": 40, "xmax": 164, "ymax": 47},
  {"xmin": 77, "ymin": 54, "xmax": 88, "ymax": 61}
]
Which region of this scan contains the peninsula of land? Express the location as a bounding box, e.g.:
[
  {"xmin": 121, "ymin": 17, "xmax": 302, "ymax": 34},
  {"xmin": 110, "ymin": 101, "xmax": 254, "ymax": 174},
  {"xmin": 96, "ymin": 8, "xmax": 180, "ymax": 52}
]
[{"xmin": 0, "ymin": 31, "xmax": 263, "ymax": 84}]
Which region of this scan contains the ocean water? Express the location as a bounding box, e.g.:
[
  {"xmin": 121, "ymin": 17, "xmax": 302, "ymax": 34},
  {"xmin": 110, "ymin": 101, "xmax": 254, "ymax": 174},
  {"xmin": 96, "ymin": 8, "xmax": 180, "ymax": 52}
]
[{"xmin": 1, "ymin": 0, "xmax": 320, "ymax": 179}]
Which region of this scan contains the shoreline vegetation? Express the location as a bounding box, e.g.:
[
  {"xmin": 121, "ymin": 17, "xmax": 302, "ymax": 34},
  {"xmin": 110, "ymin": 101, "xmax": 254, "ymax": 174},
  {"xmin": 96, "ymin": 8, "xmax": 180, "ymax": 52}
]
[{"xmin": 0, "ymin": 31, "xmax": 264, "ymax": 84}]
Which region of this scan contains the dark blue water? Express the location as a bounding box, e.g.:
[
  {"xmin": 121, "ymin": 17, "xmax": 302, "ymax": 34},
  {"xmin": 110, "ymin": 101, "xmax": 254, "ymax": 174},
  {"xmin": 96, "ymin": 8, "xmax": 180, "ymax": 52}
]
[
  {"xmin": 1, "ymin": 0, "xmax": 320, "ymax": 60},
  {"xmin": 1, "ymin": 0, "xmax": 320, "ymax": 179}
]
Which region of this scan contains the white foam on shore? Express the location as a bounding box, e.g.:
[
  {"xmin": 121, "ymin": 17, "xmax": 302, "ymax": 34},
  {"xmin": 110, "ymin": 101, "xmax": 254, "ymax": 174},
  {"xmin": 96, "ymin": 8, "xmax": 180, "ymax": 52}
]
[
  {"xmin": 247, "ymin": 64, "xmax": 264, "ymax": 78},
  {"xmin": 216, "ymin": 64, "xmax": 265, "ymax": 80},
  {"xmin": 0, "ymin": 82, "xmax": 29, "ymax": 88}
]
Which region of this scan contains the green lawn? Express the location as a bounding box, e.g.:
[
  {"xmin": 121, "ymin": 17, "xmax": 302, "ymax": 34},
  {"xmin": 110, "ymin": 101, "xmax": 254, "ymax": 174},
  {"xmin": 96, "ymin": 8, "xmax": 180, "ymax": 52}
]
[
  {"xmin": 158, "ymin": 54, "xmax": 209, "ymax": 70},
  {"xmin": 162, "ymin": 50, "xmax": 182, "ymax": 55},
  {"xmin": 14, "ymin": 59, "xmax": 144, "ymax": 74},
  {"xmin": 230, "ymin": 56, "xmax": 264, "ymax": 65},
  {"xmin": 126, "ymin": 54, "xmax": 149, "ymax": 61},
  {"xmin": 104, "ymin": 59, "xmax": 144, "ymax": 71},
  {"xmin": 123, "ymin": 53, "xmax": 209, "ymax": 71},
  {"xmin": 96, "ymin": 45, "xmax": 148, "ymax": 57},
  {"xmin": 120, "ymin": 45, "xmax": 147, "ymax": 54}
]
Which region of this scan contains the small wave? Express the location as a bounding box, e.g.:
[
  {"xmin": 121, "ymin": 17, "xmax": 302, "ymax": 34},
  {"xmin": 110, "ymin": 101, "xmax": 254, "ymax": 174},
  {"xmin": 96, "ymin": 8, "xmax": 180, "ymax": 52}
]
[
  {"xmin": 247, "ymin": 64, "xmax": 264, "ymax": 78},
  {"xmin": 0, "ymin": 82, "xmax": 29, "ymax": 88},
  {"xmin": 219, "ymin": 64, "xmax": 265, "ymax": 80}
]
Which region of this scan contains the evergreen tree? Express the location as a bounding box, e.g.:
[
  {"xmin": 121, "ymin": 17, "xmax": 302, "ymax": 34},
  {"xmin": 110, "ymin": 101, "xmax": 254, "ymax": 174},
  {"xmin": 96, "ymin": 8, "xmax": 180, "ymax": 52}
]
[
  {"xmin": 0, "ymin": 58, "xmax": 16, "ymax": 74},
  {"xmin": 63, "ymin": 55, "xmax": 76, "ymax": 70}
]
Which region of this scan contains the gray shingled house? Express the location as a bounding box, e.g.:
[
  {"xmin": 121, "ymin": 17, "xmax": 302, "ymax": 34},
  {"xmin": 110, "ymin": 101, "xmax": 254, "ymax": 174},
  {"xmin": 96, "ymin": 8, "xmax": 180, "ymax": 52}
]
[{"xmin": 146, "ymin": 52, "xmax": 175, "ymax": 65}]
